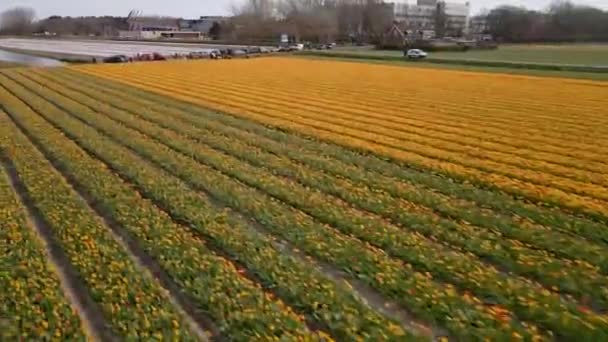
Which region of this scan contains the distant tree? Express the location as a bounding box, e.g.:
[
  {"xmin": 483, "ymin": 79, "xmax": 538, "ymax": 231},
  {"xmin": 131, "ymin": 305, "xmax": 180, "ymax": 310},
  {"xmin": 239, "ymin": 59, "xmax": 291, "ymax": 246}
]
[
  {"xmin": 481, "ymin": 1, "xmax": 608, "ymax": 42},
  {"xmin": 0, "ymin": 7, "xmax": 36, "ymax": 35},
  {"xmin": 486, "ymin": 6, "xmax": 543, "ymax": 42},
  {"xmin": 209, "ymin": 21, "xmax": 222, "ymax": 40},
  {"xmin": 546, "ymin": 0, "xmax": 608, "ymax": 41},
  {"xmin": 362, "ymin": 0, "xmax": 394, "ymax": 39},
  {"xmin": 434, "ymin": 1, "xmax": 447, "ymax": 38}
]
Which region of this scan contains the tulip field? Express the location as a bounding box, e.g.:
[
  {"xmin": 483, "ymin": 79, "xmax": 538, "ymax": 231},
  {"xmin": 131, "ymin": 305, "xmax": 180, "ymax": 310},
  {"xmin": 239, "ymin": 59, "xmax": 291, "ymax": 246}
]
[{"xmin": 0, "ymin": 58, "xmax": 607, "ymax": 341}]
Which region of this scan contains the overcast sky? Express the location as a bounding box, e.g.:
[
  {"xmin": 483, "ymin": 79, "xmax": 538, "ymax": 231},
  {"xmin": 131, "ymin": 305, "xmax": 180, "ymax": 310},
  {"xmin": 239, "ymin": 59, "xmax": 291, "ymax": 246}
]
[{"xmin": 1, "ymin": 0, "xmax": 607, "ymax": 19}]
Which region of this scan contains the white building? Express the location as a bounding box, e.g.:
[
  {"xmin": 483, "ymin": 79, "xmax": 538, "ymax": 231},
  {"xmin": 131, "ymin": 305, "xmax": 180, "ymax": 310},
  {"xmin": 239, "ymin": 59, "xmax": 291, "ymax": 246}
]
[
  {"xmin": 394, "ymin": 0, "xmax": 471, "ymax": 37},
  {"xmin": 119, "ymin": 12, "xmax": 204, "ymax": 40},
  {"xmin": 445, "ymin": 1, "xmax": 470, "ymax": 35}
]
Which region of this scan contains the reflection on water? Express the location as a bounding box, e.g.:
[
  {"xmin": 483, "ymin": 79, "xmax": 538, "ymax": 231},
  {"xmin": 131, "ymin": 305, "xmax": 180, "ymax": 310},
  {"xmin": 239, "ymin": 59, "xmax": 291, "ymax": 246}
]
[{"xmin": 0, "ymin": 49, "xmax": 63, "ymax": 66}]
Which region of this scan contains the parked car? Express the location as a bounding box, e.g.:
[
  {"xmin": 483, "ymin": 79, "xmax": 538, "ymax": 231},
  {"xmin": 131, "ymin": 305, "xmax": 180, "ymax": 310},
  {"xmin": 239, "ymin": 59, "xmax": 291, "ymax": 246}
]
[
  {"xmin": 209, "ymin": 49, "xmax": 222, "ymax": 59},
  {"xmin": 405, "ymin": 49, "xmax": 428, "ymax": 60},
  {"xmin": 152, "ymin": 52, "xmax": 166, "ymax": 61},
  {"xmin": 288, "ymin": 43, "xmax": 304, "ymax": 51},
  {"xmin": 247, "ymin": 46, "xmax": 262, "ymax": 54},
  {"xmin": 228, "ymin": 48, "xmax": 247, "ymax": 56},
  {"xmin": 103, "ymin": 55, "xmax": 128, "ymax": 63}
]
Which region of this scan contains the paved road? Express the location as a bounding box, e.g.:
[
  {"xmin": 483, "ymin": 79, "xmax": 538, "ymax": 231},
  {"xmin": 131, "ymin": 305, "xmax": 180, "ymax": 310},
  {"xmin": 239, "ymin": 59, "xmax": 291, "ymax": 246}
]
[
  {"xmin": 0, "ymin": 48, "xmax": 64, "ymax": 66},
  {"xmin": 0, "ymin": 38, "xmax": 224, "ymax": 58}
]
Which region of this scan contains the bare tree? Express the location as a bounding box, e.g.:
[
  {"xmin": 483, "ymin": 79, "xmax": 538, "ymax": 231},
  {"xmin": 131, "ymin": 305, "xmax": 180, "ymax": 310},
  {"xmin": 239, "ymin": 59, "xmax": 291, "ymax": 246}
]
[
  {"xmin": 231, "ymin": 0, "xmax": 274, "ymax": 18},
  {"xmin": 228, "ymin": 0, "xmax": 394, "ymax": 44},
  {"xmin": 277, "ymin": 0, "xmax": 337, "ymax": 42},
  {"xmin": 0, "ymin": 7, "xmax": 36, "ymax": 34}
]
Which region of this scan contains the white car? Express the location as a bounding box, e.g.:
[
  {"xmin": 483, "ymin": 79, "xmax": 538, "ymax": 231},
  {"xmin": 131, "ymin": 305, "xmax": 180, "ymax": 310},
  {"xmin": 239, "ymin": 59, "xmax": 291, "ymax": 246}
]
[
  {"xmin": 289, "ymin": 43, "xmax": 304, "ymax": 51},
  {"xmin": 405, "ymin": 49, "xmax": 428, "ymax": 59}
]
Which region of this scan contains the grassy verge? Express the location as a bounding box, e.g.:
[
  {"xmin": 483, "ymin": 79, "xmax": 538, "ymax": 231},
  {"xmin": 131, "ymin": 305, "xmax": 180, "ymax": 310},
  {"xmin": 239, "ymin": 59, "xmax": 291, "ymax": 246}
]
[
  {"xmin": 296, "ymin": 53, "xmax": 608, "ymax": 81},
  {"xmin": 329, "ymin": 44, "xmax": 608, "ymax": 66},
  {"xmin": 426, "ymin": 44, "xmax": 608, "ymax": 66}
]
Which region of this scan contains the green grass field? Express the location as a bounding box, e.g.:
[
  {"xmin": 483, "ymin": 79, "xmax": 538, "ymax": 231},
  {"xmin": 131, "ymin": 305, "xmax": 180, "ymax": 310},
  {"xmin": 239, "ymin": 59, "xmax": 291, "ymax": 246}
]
[
  {"xmin": 302, "ymin": 43, "xmax": 608, "ymax": 80},
  {"xmin": 330, "ymin": 43, "xmax": 608, "ymax": 66},
  {"xmin": 298, "ymin": 55, "xmax": 608, "ymax": 81},
  {"xmin": 430, "ymin": 44, "xmax": 608, "ymax": 66}
]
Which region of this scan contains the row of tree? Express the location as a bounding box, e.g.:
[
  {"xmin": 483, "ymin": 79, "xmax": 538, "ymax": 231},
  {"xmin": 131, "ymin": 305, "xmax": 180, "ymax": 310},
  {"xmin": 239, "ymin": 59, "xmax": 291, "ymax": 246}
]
[
  {"xmin": 224, "ymin": 0, "xmax": 394, "ymax": 43},
  {"xmin": 1, "ymin": 1, "xmax": 607, "ymax": 43},
  {"xmin": 223, "ymin": 0, "xmax": 608, "ymax": 43},
  {"xmin": 479, "ymin": 1, "xmax": 608, "ymax": 42}
]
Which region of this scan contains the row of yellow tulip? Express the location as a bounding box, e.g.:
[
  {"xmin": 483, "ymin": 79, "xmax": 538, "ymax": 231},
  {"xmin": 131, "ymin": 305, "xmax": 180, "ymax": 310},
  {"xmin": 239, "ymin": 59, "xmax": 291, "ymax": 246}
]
[
  {"xmin": 0, "ymin": 161, "xmax": 85, "ymax": 340},
  {"xmin": 42, "ymin": 67, "xmax": 608, "ymax": 277},
  {"xmin": 80, "ymin": 58, "xmax": 608, "ymax": 148},
  {"xmin": 0, "ymin": 73, "xmax": 344, "ymax": 340},
  {"xmin": 50, "ymin": 68, "xmax": 608, "ymax": 248},
  {"xmin": 13, "ymin": 70, "xmax": 548, "ymax": 341},
  {"xmin": 128, "ymin": 59, "xmax": 608, "ymax": 127},
  {"xmin": 287, "ymin": 79, "xmax": 608, "ymax": 161},
  {"xmin": 125, "ymin": 69, "xmax": 608, "ymax": 173},
  {"xmin": 76, "ymin": 61, "xmax": 608, "ymax": 221},
  {"xmin": 136, "ymin": 70, "xmax": 608, "ymax": 175},
  {"xmin": 207, "ymin": 74, "xmax": 608, "ymax": 174},
  {"xmin": 31, "ymin": 67, "xmax": 608, "ymax": 310},
  {"xmin": 0, "ymin": 69, "xmax": 421, "ymax": 341},
  {"xmin": 30, "ymin": 67, "xmax": 608, "ymax": 340},
  {"xmin": 235, "ymin": 70, "xmax": 608, "ymax": 136},
  {"xmin": 177, "ymin": 75, "xmax": 608, "ymax": 185},
  {"xmin": 117, "ymin": 71, "xmax": 608, "ymax": 201},
  {"xmin": 0, "ymin": 93, "xmax": 197, "ymax": 339}
]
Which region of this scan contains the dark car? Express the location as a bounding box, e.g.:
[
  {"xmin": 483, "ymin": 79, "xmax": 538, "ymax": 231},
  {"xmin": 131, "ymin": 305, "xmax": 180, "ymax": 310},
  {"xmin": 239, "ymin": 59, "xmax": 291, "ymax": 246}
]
[
  {"xmin": 229, "ymin": 48, "xmax": 247, "ymax": 56},
  {"xmin": 103, "ymin": 55, "xmax": 128, "ymax": 63},
  {"xmin": 247, "ymin": 47, "xmax": 262, "ymax": 54},
  {"xmin": 152, "ymin": 52, "xmax": 166, "ymax": 61}
]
